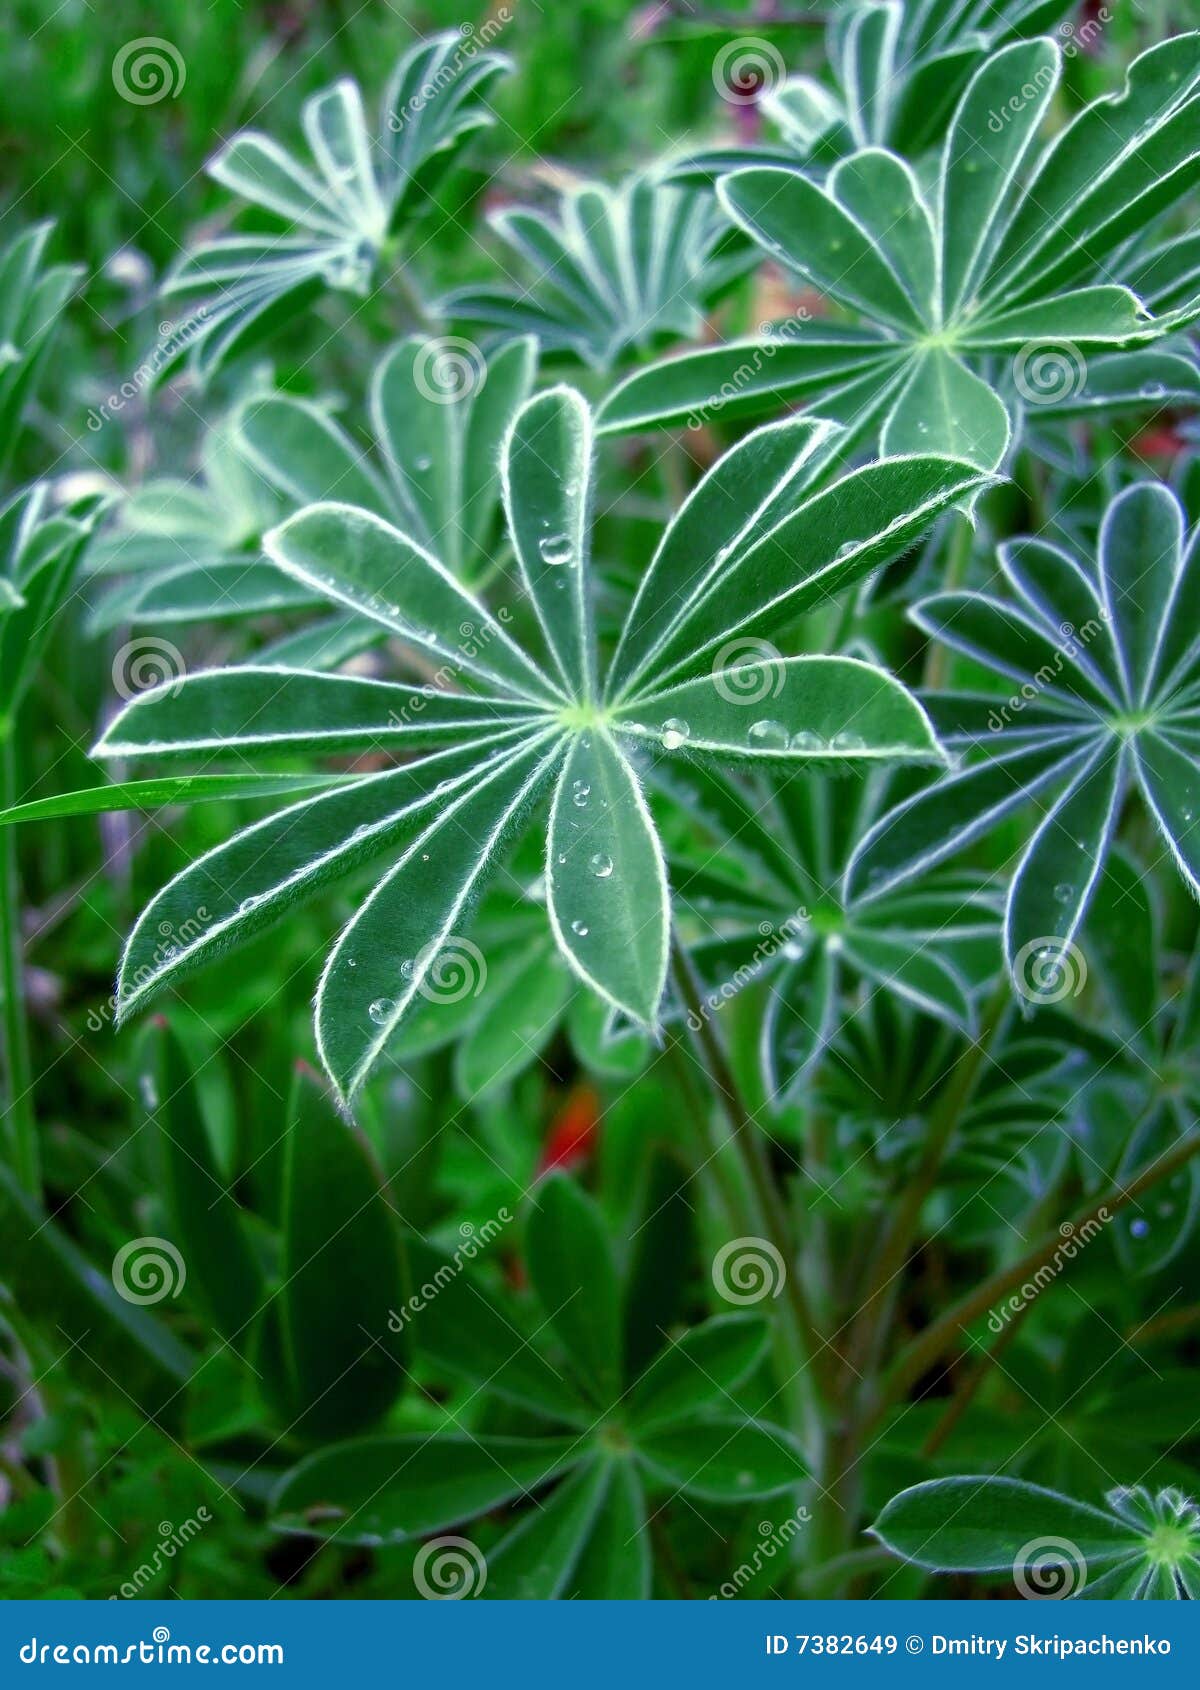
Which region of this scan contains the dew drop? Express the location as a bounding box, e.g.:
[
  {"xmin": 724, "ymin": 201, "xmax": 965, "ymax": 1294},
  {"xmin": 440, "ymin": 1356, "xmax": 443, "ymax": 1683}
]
[
  {"xmin": 830, "ymin": 731, "xmax": 866, "ymax": 752},
  {"xmin": 1141, "ymin": 382, "xmax": 1166, "ymax": 401},
  {"xmin": 1130, "ymin": 1217, "xmax": 1150, "ymax": 1238},
  {"xmin": 539, "ymin": 532, "xmax": 574, "ymax": 567},
  {"xmin": 400, "ymin": 958, "xmax": 415, "ymax": 980},
  {"xmin": 414, "ymin": 454, "xmax": 432, "ymax": 471},
  {"xmin": 1053, "ymin": 882, "xmax": 1073, "ymax": 903},
  {"xmin": 590, "ymin": 852, "xmax": 614, "ymax": 879},
  {"xmin": 748, "ymin": 718, "xmax": 789, "ymax": 749},
  {"xmin": 789, "ymin": 729, "xmax": 823, "ymax": 753},
  {"xmin": 836, "ymin": 541, "xmax": 857, "ymax": 558},
  {"xmin": 572, "ymin": 779, "xmax": 591, "ymax": 809},
  {"xmin": 139, "ymin": 1074, "xmax": 159, "ymax": 1111},
  {"xmin": 661, "ymin": 717, "xmax": 690, "ymax": 751},
  {"xmin": 368, "ymin": 998, "xmax": 395, "ymax": 1025},
  {"xmin": 571, "ymin": 919, "xmax": 590, "ymax": 937}
]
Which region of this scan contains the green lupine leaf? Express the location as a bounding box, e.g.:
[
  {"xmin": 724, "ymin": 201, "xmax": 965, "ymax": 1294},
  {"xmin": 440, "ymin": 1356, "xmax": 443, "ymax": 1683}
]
[
  {"xmin": 610, "ymin": 35, "xmax": 1200, "ymax": 462},
  {"xmin": 1098, "ymin": 481, "xmax": 1185, "ymax": 706},
  {"xmin": 0, "ymin": 771, "xmax": 351, "ymax": 826},
  {"xmin": 112, "ymin": 738, "xmax": 525, "ymax": 1021},
  {"xmin": 617, "ymin": 456, "xmax": 994, "ymax": 695},
  {"xmin": 1004, "ymin": 741, "xmax": 1125, "ymax": 983},
  {"xmin": 525, "ymin": 1172, "xmax": 622, "ymax": 1407},
  {"xmin": 615, "ymin": 657, "xmax": 944, "ymax": 766},
  {"xmin": 95, "ymin": 666, "xmax": 538, "ymax": 759},
  {"xmin": 720, "ymin": 166, "xmax": 925, "ymax": 334},
  {"xmin": 873, "ymin": 1478, "xmax": 1200, "ymax": 1599},
  {"xmin": 484, "ymin": 1458, "xmax": 610, "ymax": 1599},
  {"xmin": 404, "ymin": 1237, "xmax": 589, "ymax": 1426},
  {"xmin": 265, "ymin": 1065, "xmax": 408, "ymax": 1440},
  {"xmin": 566, "ymin": 1460, "xmax": 651, "ymax": 1598},
  {"xmin": 316, "ymin": 735, "xmax": 562, "ymax": 1102},
  {"xmin": 546, "ymin": 730, "xmax": 668, "ymax": 1027},
  {"xmin": 634, "ymin": 1419, "xmax": 807, "ymax": 1500},
  {"xmin": 595, "ymin": 331, "xmax": 900, "ymax": 437},
  {"xmin": 102, "ymin": 386, "xmax": 995, "ymax": 1098},
  {"xmin": 606, "ymin": 415, "xmax": 843, "ymax": 696},
  {"xmin": 447, "ymin": 175, "xmax": 745, "ymax": 369},
  {"xmin": 270, "ymin": 1434, "xmax": 581, "ymax": 1545},
  {"xmin": 160, "ymin": 34, "xmax": 511, "ymax": 383},
  {"xmin": 262, "ymin": 502, "xmax": 562, "ymax": 702},
  {"xmin": 142, "ymin": 1021, "xmax": 263, "ymax": 1351},
  {"xmin": 502, "ymin": 385, "xmax": 596, "ymax": 699},
  {"xmin": 626, "ymin": 1316, "xmax": 769, "ymax": 1432}
]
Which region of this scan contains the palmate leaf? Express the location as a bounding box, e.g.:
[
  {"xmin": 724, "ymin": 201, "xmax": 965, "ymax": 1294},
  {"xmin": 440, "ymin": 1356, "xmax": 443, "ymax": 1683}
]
[
  {"xmin": 159, "ymin": 33, "xmax": 511, "ymax": 383},
  {"xmin": 874, "ymin": 1478, "xmax": 1200, "ymax": 1598},
  {"xmin": 847, "ymin": 482, "xmax": 1200, "ymax": 994},
  {"xmin": 445, "ymin": 173, "xmax": 750, "ymax": 369},
  {"xmin": 602, "ymin": 34, "xmax": 1200, "ymax": 468},
  {"xmin": 237, "ymin": 335, "xmax": 537, "ymax": 588},
  {"xmin": 670, "ymin": 0, "xmax": 1073, "ymax": 181},
  {"xmin": 270, "ymin": 1174, "xmax": 798, "ymax": 1582},
  {"xmin": 93, "ymin": 389, "xmax": 990, "ymax": 1101},
  {"xmin": 666, "ymin": 762, "xmax": 997, "ymax": 1102}
]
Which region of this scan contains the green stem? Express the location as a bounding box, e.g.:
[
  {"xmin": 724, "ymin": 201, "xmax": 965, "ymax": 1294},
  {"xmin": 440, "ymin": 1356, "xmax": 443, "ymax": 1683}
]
[
  {"xmin": 669, "ymin": 935, "xmax": 830, "ymax": 1459},
  {"xmin": 0, "ymin": 731, "xmax": 38, "ymax": 1195},
  {"xmin": 869, "ymin": 1129, "xmax": 1200, "ymax": 1433},
  {"xmin": 843, "ymin": 985, "xmax": 1010, "ymax": 1386}
]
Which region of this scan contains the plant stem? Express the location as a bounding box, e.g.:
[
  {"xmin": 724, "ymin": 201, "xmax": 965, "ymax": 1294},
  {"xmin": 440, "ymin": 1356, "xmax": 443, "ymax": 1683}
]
[
  {"xmin": 669, "ymin": 935, "xmax": 832, "ymax": 1454},
  {"xmin": 869, "ymin": 1128, "xmax": 1200, "ymax": 1432},
  {"xmin": 0, "ymin": 731, "xmax": 38, "ymax": 1195},
  {"xmin": 843, "ymin": 984, "xmax": 1010, "ymax": 1386}
]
